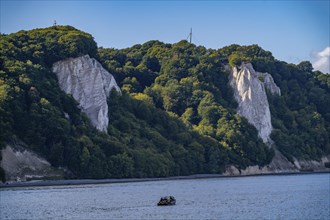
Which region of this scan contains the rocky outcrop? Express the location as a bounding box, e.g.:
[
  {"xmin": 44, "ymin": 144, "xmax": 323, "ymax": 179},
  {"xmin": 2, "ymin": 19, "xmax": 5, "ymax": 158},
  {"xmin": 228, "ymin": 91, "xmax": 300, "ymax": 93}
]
[
  {"xmin": 226, "ymin": 63, "xmax": 330, "ymax": 175},
  {"xmin": 262, "ymin": 72, "xmax": 281, "ymax": 96},
  {"xmin": 293, "ymin": 155, "xmax": 330, "ymax": 171},
  {"xmin": 52, "ymin": 55, "xmax": 120, "ymax": 132},
  {"xmin": 228, "ymin": 63, "xmax": 280, "ymax": 144},
  {"xmin": 0, "ymin": 139, "xmax": 63, "ymax": 181},
  {"xmin": 224, "ymin": 152, "xmax": 330, "ymax": 176},
  {"xmin": 268, "ymin": 149, "xmax": 297, "ymax": 171}
]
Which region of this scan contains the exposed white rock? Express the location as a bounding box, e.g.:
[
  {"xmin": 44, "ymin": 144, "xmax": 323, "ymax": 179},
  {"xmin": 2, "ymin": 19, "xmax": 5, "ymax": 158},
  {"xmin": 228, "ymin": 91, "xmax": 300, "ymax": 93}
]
[
  {"xmin": 0, "ymin": 140, "xmax": 62, "ymax": 181},
  {"xmin": 293, "ymin": 155, "xmax": 330, "ymax": 171},
  {"xmin": 224, "ymin": 153, "xmax": 330, "ymax": 176},
  {"xmin": 226, "ymin": 64, "xmax": 330, "ymax": 174},
  {"xmin": 268, "ymin": 149, "xmax": 297, "ymax": 172},
  {"xmin": 240, "ymin": 165, "xmax": 271, "ymax": 175},
  {"xmin": 224, "ymin": 165, "xmax": 241, "ymax": 176},
  {"xmin": 228, "ymin": 63, "xmax": 280, "ymax": 144},
  {"xmin": 260, "ymin": 72, "xmax": 281, "ymax": 96},
  {"xmin": 52, "ymin": 55, "xmax": 120, "ymax": 132}
]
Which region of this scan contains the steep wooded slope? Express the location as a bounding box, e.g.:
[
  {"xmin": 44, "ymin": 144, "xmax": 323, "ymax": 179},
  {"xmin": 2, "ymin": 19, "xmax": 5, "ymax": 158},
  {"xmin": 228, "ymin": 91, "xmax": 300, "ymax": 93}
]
[{"xmin": 1, "ymin": 26, "xmax": 329, "ymax": 181}]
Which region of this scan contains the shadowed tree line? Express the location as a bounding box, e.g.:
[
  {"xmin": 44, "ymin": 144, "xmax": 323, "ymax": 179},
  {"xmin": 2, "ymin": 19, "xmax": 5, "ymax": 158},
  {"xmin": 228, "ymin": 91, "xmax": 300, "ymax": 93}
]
[{"xmin": 0, "ymin": 26, "xmax": 329, "ymax": 181}]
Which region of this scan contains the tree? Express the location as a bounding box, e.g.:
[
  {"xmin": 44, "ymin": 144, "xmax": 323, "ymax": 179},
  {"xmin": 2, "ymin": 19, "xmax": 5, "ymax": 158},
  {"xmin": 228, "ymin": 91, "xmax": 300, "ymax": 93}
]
[
  {"xmin": 109, "ymin": 153, "xmax": 134, "ymax": 178},
  {"xmin": 297, "ymin": 61, "xmax": 313, "ymax": 72}
]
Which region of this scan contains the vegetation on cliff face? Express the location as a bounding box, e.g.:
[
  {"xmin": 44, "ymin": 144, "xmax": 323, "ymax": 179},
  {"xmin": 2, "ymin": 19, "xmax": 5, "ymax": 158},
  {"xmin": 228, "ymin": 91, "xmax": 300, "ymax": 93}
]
[
  {"xmin": 1, "ymin": 26, "xmax": 329, "ymax": 181},
  {"xmin": 0, "ymin": 26, "xmax": 98, "ymax": 181}
]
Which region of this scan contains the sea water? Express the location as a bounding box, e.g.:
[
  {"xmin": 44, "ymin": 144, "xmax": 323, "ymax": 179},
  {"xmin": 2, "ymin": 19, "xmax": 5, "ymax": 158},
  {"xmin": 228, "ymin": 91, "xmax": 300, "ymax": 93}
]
[{"xmin": 1, "ymin": 173, "xmax": 329, "ymax": 219}]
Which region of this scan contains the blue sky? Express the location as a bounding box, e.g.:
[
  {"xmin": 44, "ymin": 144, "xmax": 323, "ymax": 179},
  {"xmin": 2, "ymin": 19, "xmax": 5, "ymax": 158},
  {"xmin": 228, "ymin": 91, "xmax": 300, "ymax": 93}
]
[{"xmin": 1, "ymin": 0, "xmax": 329, "ymax": 72}]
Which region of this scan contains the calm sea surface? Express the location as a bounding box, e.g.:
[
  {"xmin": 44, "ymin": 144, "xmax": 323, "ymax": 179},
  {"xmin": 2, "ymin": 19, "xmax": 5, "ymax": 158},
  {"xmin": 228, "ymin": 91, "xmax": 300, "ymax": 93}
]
[{"xmin": 1, "ymin": 173, "xmax": 329, "ymax": 220}]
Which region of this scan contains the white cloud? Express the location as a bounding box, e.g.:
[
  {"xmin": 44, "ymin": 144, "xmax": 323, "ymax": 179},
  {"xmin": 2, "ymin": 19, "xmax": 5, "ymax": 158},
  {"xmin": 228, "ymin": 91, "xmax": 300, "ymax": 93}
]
[{"xmin": 312, "ymin": 47, "xmax": 330, "ymax": 74}]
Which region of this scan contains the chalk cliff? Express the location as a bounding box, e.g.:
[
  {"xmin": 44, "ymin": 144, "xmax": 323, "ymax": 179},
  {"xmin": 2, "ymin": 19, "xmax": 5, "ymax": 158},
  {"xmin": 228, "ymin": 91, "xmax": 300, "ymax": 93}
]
[
  {"xmin": 228, "ymin": 63, "xmax": 280, "ymax": 144},
  {"xmin": 226, "ymin": 63, "xmax": 330, "ymax": 174},
  {"xmin": 52, "ymin": 55, "xmax": 120, "ymax": 132},
  {"xmin": 224, "ymin": 152, "xmax": 330, "ymax": 176},
  {"xmin": 0, "ymin": 139, "xmax": 63, "ymax": 181}
]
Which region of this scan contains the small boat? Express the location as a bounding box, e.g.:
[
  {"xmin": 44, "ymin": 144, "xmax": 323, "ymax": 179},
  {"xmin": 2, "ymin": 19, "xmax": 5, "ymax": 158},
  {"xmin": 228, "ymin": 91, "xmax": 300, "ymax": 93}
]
[{"xmin": 157, "ymin": 196, "xmax": 176, "ymax": 206}]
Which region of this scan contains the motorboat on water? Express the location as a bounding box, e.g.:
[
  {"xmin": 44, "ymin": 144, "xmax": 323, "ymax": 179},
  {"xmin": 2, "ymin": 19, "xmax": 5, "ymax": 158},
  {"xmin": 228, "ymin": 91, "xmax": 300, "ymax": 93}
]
[{"xmin": 157, "ymin": 196, "xmax": 176, "ymax": 206}]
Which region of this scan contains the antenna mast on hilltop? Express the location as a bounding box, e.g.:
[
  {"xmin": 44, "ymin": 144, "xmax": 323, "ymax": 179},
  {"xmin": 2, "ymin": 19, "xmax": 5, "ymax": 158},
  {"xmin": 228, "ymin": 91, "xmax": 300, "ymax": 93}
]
[
  {"xmin": 189, "ymin": 28, "xmax": 192, "ymax": 43},
  {"xmin": 187, "ymin": 28, "xmax": 192, "ymax": 43}
]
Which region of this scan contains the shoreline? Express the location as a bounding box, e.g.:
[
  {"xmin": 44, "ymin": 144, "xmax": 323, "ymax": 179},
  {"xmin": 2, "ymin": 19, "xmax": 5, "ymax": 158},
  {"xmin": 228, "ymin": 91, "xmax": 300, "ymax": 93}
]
[{"xmin": 1, "ymin": 171, "xmax": 329, "ymax": 188}]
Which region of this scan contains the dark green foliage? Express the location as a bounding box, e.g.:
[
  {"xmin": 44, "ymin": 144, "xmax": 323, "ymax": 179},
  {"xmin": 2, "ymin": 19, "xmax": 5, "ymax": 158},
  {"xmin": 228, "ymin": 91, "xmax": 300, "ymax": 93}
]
[
  {"xmin": 0, "ymin": 167, "xmax": 5, "ymax": 183},
  {"xmin": 267, "ymin": 61, "xmax": 330, "ymax": 160},
  {"xmin": 99, "ymin": 42, "xmax": 329, "ymax": 166},
  {"xmin": 1, "ymin": 25, "xmax": 97, "ymax": 67},
  {"xmin": 0, "ymin": 26, "xmax": 102, "ymax": 178},
  {"xmin": 98, "ymin": 41, "xmax": 275, "ymax": 170},
  {"xmin": 106, "ymin": 91, "xmax": 228, "ymax": 176},
  {"xmin": 215, "ymin": 45, "xmax": 330, "ymax": 161},
  {"xmin": 1, "ymin": 26, "xmax": 329, "ymax": 180}
]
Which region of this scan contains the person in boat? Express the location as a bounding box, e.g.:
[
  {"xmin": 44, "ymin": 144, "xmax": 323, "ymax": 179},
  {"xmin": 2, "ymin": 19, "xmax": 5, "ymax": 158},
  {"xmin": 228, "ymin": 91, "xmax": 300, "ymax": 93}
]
[{"xmin": 157, "ymin": 196, "xmax": 176, "ymax": 206}]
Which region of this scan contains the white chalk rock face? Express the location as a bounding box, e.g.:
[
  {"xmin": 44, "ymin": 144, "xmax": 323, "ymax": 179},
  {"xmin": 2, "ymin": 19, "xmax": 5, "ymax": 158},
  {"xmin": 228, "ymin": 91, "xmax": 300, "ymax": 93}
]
[
  {"xmin": 261, "ymin": 72, "xmax": 281, "ymax": 96},
  {"xmin": 229, "ymin": 63, "xmax": 280, "ymax": 144},
  {"xmin": 52, "ymin": 55, "xmax": 121, "ymax": 132},
  {"xmin": 0, "ymin": 143, "xmax": 61, "ymax": 181}
]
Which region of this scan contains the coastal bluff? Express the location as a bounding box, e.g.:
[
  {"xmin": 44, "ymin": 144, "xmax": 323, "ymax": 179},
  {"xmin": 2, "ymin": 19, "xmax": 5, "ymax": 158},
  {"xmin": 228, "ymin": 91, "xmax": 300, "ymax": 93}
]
[
  {"xmin": 228, "ymin": 63, "xmax": 280, "ymax": 144},
  {"xmin": 52, "ymin": 55, "xmax": 121, "ymax": 132}
]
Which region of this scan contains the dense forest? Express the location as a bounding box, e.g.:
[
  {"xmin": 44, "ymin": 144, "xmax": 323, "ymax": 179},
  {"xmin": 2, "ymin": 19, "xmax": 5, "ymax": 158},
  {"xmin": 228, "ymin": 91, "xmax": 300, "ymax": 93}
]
[{"xmin": 1, "ymin": 26, "xmax": 329, "ymax": 181}]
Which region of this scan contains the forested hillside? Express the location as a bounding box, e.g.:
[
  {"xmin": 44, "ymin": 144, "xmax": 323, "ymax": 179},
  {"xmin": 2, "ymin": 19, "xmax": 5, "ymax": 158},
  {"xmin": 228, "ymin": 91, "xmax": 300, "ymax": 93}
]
[
  {"xmin": 98, "ymin": 41, "xmax": 330, "ymax": 161},
  {"xmin": 1, "ymin": 26, "xmax": 329, "ymax": 181}
]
